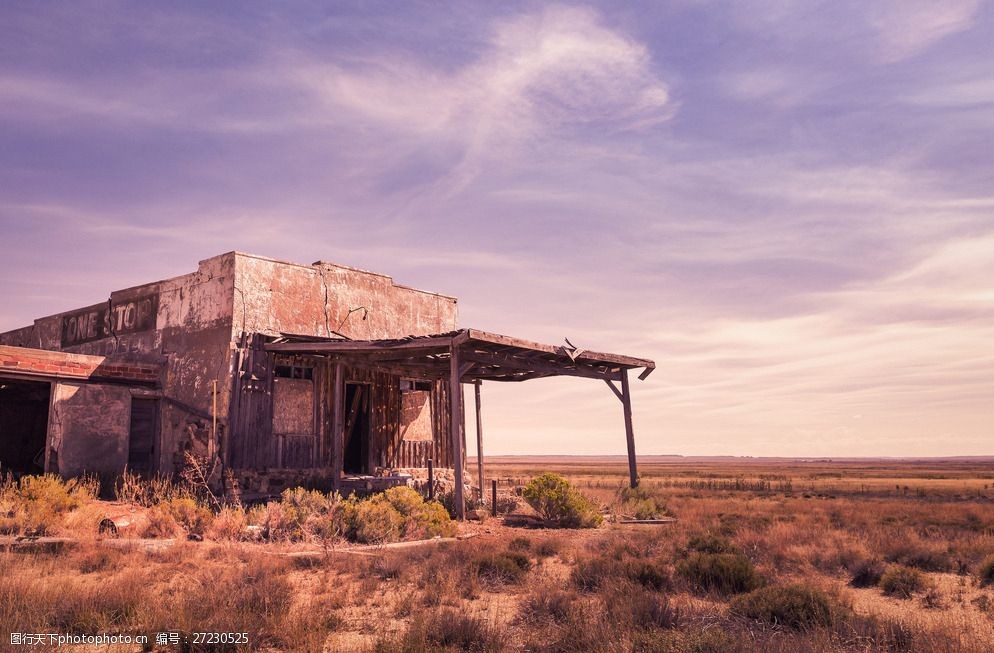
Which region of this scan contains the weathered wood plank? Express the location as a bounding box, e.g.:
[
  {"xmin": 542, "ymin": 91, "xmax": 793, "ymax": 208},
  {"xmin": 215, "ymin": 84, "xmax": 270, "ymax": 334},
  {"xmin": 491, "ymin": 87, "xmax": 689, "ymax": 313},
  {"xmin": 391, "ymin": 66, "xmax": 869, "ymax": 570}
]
[
  {"xmin": 449, "ymin": 341, "xmax": 465, "ymax": 519},
  {"xmin": 621, "ymin": 368, "xmax": 638, "ymax": 489},
  {"xmin": 475, "ymin": 381, "xmax": 484, "ymax": 501},
  {"xmin": 332, "ymin": 362, "xmax": 344, "ymax": 491}
]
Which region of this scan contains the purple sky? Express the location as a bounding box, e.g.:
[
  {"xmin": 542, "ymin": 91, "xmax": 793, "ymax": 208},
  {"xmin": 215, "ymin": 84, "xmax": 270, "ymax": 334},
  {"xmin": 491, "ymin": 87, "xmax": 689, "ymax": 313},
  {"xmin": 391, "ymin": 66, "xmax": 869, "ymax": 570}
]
[{"xmin": 1, "ymin": 1, "xmax": 992, "ymax": 456}]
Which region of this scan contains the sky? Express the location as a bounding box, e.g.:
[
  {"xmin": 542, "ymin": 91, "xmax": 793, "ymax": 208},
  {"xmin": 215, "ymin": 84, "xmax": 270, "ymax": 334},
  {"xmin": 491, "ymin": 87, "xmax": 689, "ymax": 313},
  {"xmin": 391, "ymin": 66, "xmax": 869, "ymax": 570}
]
[{"xmin": 1, "ymin": 1, "xmax": 992, "ymax": 457}]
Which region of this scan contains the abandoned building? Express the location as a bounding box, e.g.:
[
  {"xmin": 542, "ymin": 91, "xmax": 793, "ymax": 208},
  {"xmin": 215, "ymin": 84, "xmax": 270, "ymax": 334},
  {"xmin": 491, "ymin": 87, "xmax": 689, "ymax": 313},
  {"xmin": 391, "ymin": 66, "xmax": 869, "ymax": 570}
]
[{"xmin": 0, "ymin": 252, "xmax": 654, "ymax": 517}]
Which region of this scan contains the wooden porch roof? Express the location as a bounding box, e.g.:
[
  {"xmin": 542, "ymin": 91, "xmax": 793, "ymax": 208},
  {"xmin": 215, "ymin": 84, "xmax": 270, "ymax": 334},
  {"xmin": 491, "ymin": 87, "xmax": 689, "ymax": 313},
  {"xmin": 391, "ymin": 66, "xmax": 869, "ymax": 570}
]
[{"xmin": 264, "ymin": 328, "xmax": 655, "ymax": 383}]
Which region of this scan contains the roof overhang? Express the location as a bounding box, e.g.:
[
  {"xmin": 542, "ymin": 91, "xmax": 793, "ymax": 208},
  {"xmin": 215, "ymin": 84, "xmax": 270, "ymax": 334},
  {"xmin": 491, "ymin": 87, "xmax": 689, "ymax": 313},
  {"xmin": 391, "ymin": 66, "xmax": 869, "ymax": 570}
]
[{"xmin": 263, "ymin": 328, "xmax": 654, "ymax": 383}]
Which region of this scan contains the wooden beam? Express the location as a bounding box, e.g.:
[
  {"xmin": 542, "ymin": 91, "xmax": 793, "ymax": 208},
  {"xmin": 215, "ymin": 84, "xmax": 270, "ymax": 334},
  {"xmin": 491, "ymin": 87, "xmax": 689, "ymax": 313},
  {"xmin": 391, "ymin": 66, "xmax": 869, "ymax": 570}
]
[
  {"xmin": 604, "ymin": 379, "xmax": 624, "ymax": 402},
  {"xmin": 266, "ymin": 336, "xmax": 457, "ymax": 354},
  {"xmin": 475, "ymin": 381, "xmax": 484, "ymax": 505},
  {"xmin": 463, "ymin": 350, "xmax": 620, "ymax": 381},
  {"xmin": 620, "ymin": 368, "xmax": 638, "ymax": 488},
  {"xmin": 465, "ymin": 328, "xmax": 655, "ymax": 369},
  {"xmin": 330, "ymin": 356, "xmax": 448, "ymax": 380},
  {"xmin": 449, "ymin": 341, "xmax": 466, "ymax": 519},
  {"xmin": 332, "ymin": 362, "xmax": 344, "ymax": 492}
]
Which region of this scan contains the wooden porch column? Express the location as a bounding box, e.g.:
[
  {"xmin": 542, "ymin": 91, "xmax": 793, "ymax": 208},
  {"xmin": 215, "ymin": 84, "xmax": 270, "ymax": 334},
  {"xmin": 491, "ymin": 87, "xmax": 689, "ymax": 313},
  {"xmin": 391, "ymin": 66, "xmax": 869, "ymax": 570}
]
[
  {"xmin": 474, "ymin": 381, "xmax": 484, "ymax": 503},
  {"xmin": 450, "ymin": 342, "xmax": 466, "ymax": 519},
  {"xmin": 332, "ymin": 361, "xmax": 344, "ymax": 492},
  {"xmin": 620, "ymin": 368, "xmax": 639, "ymax": 488}
]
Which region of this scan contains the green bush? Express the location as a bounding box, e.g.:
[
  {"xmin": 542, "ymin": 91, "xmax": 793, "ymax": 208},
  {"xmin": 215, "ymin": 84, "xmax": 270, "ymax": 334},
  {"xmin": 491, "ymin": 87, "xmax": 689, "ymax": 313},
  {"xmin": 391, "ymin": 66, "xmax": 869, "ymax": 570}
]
[
  {"xmin": 731, "ymin": 584, "xmax": 835, "ymax": 630},
  {"xmin": 978, "ymin": 553, "xmax": 994, "ymax": 586},
  {"xmin": 0, "ymin": 474, "xmax": 94, "ymax": 535},
  {"xmin": 347, "ymin": 496, "xmax": 404, "ymax": 544},
  {"xmin": 341, "ymin": 488, "xmax": 455, "ymax": 544},
  {"xmin": 879, "ymin": 565, "xmax": 926, "ymax": 598},
  {"xmin": 676, "ymin": 553, "xmax": 760, "ymax": 595},
  {"xmin": 522, "ymin": 473, "xmax": 603, "ymax": 528}
]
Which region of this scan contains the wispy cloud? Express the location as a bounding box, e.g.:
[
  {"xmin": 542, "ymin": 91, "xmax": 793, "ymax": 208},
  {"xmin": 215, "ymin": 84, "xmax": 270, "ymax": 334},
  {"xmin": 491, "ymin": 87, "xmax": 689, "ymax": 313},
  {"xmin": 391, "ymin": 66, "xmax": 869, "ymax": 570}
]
[
  {"xmin": 1, "ymin": 2, "xmax": 991, "ymax": 456},
  {"xmin": 866, "ymin": 0, "xmax": 982, "ymax": 63}
]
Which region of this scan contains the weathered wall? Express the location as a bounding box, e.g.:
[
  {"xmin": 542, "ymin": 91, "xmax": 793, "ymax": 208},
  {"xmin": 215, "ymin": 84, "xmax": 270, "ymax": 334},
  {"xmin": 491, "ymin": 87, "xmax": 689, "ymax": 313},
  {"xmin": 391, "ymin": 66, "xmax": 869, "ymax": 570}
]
[
  {"xmin": 1, "ymin": 250, "xmax": 462, "ymax": 481},
  {"xmin": 49, "ymin": 382, "xmax": 131, "ymax": 476},
  {"xmin": 0, "ymin": 253, "xmax": 237, "ymax": 476},
  {"xmin": 232, "ymin": 253, "xmax": 458, "ymax": 340}
]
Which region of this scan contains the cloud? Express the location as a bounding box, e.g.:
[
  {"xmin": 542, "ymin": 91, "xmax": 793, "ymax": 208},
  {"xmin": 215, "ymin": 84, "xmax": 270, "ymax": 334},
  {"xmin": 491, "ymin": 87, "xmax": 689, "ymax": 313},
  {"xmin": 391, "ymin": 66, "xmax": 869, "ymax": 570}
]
[
  {"xmin": 289, "ymin": 6, "xmax": 673, "ymax": 192},
  {"xmin": 867, "ymin": 0, "xmax": 983, "ymax": 63}
]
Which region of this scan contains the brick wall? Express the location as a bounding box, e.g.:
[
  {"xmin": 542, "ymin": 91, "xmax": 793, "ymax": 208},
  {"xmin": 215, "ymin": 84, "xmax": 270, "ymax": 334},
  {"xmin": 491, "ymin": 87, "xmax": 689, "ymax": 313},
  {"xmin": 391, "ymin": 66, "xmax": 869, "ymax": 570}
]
[{"xmin": 0, "ymin": 345, "xmax": 160, "ymax": 384}]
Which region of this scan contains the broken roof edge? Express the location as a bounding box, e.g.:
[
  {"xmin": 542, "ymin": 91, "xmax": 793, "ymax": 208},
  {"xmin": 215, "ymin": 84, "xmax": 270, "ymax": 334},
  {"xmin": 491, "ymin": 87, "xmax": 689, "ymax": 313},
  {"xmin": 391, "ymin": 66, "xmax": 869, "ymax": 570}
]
[
  {"xmin": 266, "ymin": 327, "xmax": 656, "ymax": 378},
  {"xmin": 231, "ymin": 251, "xmax": 459, "ymax": 302}
]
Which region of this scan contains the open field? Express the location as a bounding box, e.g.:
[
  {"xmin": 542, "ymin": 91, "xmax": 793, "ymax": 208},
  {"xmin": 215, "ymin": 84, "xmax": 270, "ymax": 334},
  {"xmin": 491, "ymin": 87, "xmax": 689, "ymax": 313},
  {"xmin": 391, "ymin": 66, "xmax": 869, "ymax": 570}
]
[{"xmin": 3, "ymin": 457, "xmax": 994, "ymax": 652}]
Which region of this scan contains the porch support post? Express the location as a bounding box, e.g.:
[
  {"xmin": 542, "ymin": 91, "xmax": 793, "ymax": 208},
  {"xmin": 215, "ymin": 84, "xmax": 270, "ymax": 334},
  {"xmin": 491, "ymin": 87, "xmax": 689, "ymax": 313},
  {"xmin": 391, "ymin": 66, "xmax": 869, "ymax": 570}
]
[
  {"xmin": 620, "ymin": 368, "xmax": 639, "ymax": 488},
  {"xmin": 332, "ymin": 361, "xmax": 344, "ymax": 492},
  {"xmin": 474, "ymin": 381, "xmax": 484, "ymax": 504},
  {"xmin": 450, "ymin": 341, "xmax": 466, "ymax": 519}
]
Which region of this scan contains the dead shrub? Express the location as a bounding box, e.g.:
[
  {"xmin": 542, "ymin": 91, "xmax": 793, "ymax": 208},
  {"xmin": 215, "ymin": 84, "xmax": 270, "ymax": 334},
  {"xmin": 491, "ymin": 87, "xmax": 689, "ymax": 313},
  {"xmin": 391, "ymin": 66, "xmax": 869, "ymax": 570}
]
[
  {"xmin": 881, "ymin": 538, "xmax": 952, "ymax": 572},
  {"xmin": 536, "ymin": 536, "xmax": 564, "ymax": 558},
  {"xmin": 142, "ymin": 504, "xmax": 182, "ymax": 538},
  {"xmin": 76, "ymin": 546, "xmax": 125, "ymax": 574},
  {"xmin": 618, "ymin": 485, "xmax": 670, "ymax": 520},
  {"xmin": 977, "ymin": 553, "xmax": 994, "ymax": 586},
  {"xmin": 848, "ymin": 557, "xmax": 885, "ymax": 588},
  {"xmin": 475, "ymin": 550, "xmax": 532, "ymax": 586},
  {"xmin": 206, "ymin": 506, "xmax": 248, "ymax": 541},
  {"xmin": 879, "ymin": 565, "xmax": 927, "ymax": 599},
  {"xmin": 676, "ymin": 552, "xmax": 761, "ymax": 595},
  {"xmin": 731, "ymin": 584, "xmax": 836, "ymax": 630},
  {"xmin": 165, "ymin": 554, "xmax": 295, "ymax": 645},
  {"xmin": 388, "ymin": 608, "xmax": 503, "ymax": 653},
  {"xmin": 518, "ymin": 586, "xmax": 577, "ymax": 625},
  {"xmin": 686, "ymin": 533, "xmax": 736, "ymax": 554},
  {"xmin": 603, "ymin": 583, "xmax": 680, "ymax": 630},
  {"xmin": 509, "ymin": 535, "xmax": 533, "ymax": 551},
  {"xmin": 572, "ymin": 554, "xmax": 670, "ymax": 592},
  {"xmin": 161, "ymin": 497, "xmax": 213, "ymax": 536}
]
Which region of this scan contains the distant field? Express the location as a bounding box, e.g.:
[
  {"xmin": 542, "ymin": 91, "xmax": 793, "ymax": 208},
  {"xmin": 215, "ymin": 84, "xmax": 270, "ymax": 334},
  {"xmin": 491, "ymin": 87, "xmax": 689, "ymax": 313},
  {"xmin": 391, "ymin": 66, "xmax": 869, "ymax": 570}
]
[
  {"xmin": 476, "ymin": 455, "xmax": 994, "ymax": 499},
  {"xmin": 4, "ymin": 458, "xmax": 994, "ymax": 652}
]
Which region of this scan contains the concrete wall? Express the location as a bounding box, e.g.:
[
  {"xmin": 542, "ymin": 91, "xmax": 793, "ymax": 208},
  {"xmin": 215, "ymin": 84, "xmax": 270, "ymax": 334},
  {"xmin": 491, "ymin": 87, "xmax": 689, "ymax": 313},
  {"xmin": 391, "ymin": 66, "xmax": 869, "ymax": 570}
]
[
  {"xmin": 49, "ymin": 382, "xmax": 131, "ymax": 476},
  {"xmin": 0, "ymin": 253, "xmax": 237, "ymax": 476},
  {"xmin": 0, "ymin": 250, "xmax": 461, "ymax": 480},
  {"xmin": 232, "ymin": 253, "xmax": 458, "ymax": 340}
]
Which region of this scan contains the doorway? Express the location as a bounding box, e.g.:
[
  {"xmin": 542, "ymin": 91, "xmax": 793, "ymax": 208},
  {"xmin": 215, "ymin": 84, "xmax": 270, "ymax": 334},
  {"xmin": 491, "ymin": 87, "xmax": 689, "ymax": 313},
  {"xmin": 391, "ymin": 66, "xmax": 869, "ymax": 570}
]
[
  {"xmin": 0, "ymin": 379, "xmax": 50, "ymax": 474},
  {"xmin": 343, "ymin": 383, "xmax": 371, "ymax": 474},
  {"xmin": 128, "ymin": 398, "xmax": 158, "ymax": 475}
]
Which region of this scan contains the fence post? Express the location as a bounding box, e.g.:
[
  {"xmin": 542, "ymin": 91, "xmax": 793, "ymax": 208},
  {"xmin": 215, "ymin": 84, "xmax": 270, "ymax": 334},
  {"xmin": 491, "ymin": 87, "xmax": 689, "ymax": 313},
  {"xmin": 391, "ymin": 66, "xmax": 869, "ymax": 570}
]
[{"xmin": 427, "ymin": 458, "xmax": 434, "ymax": 501}]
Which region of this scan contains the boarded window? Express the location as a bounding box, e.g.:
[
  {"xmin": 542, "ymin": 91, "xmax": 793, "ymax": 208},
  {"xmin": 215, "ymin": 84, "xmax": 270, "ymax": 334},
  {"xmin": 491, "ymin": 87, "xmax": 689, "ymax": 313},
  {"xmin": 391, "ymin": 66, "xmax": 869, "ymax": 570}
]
[
  {"xmin": 273, "ymin": 377, "xmax": 315, "ymax": 468},
  {"xmin": 128, "ymin": 398, "xmax": 157, "ymax": 474},
  {"xmin": 400, "ymin": 390, "xmax": 432, "ymax": 442},
  {"xmin": 273, "ymin": 378, "xmax": 314, "ymax": 435}
]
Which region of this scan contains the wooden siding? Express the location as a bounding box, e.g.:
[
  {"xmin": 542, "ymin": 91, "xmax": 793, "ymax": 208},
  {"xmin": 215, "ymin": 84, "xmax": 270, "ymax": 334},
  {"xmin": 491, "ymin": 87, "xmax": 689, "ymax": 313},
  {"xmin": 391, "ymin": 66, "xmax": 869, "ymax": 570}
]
[{"xmin": 227, "ymin": 338, "xmax": 453, "ymax": 472}]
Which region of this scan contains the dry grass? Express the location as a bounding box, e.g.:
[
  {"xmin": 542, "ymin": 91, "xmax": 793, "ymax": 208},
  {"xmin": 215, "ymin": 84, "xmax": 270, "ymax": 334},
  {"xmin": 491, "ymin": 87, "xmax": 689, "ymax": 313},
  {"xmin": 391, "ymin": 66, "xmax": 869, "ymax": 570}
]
[{"xmin": 3, "ymin": 460, "xmax": 994, "ymax": 652}]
